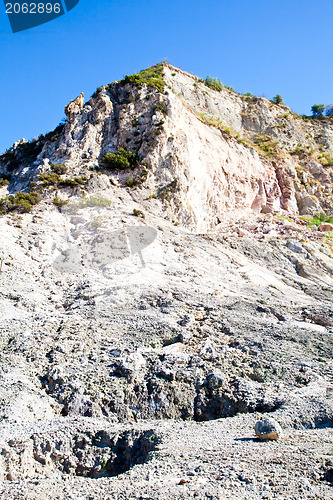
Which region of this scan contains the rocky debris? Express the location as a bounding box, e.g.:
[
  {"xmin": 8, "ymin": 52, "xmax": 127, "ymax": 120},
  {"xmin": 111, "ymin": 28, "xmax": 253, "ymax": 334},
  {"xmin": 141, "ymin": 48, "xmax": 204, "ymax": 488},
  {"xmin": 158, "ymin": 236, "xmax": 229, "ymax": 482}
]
[
  {"xmin": 0, "ymin": 415, "xmax": 332, "ymax": 499},
  {"xmin": 254, "ymin": 417, "xmax": 283, "ymax": 440},
  {"xmin": 0, "ymin": 418, "xmax": 158, "ymax": 481}
]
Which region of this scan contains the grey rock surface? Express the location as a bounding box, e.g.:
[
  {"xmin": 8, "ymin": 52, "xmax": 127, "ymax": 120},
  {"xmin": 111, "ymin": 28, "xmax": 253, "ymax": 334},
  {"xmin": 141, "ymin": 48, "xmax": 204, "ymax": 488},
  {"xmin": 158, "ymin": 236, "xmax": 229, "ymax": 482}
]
[
  {"xmin": 254, "ymin": 417, "xmax": 283, "ymax": 440},
  {"xmin": 0, "ymin": 63, "xmax": 333, "ymax": 498}
]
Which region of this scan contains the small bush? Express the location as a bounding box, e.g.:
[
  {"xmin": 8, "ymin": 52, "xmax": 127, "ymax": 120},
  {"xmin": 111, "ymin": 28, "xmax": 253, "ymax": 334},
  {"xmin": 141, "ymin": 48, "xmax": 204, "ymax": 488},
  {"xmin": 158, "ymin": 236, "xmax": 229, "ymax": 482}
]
[
  {"xmin": 50, "ymin": 163, "xmax": 68, "ymax": 175},
  {"xmin": 60, "ymin": 176, "xmax": 87, "ymax": 188},
  {"xmin": 101, "ymin": 148, "xmax": 139, "ymax": 170},
  {"xmin": 306, "ymin": 212, "xmax": 333, "ymax": 228},
  {"xmin": 120, "ymin": 64, "xmax": 165, "ymax": 93},
  {"xmin": 66, "ymin": 195, "xmax": 112, "ymax": 210},
  {"xmin": 91, "ymin": 86, "xmax": 104, "ymax": 98},
  {"xmin": 271, "ymin": 94, "xmax": 284, "ymax": 105},
  {"xmin": 317, "ymin": 153, "xmax": 333, "ymax": 167},
  {"xmin": 0, "ymin": 177, "xmax": 10, "ymax": 188},
  {"xmin": 133, "ymin": 208, "xmax": 145, "ymax": 218},
  {"xmin": 153, "ymin": 103, "xmax": 168, "ymax": 116},
  {"xmin": 242, "ymin": 92, "xmax": 256, "ymax": 103},
  {"xmin": 224, "ymin": 85, "xmax": 236, "ymax": 93},
  {"xmin": 53, "ymin": 196, "xmax": 68, "ymax": 207},
  {"xmin": 39, "ymin": 172, "xmax": 61, "ymax": 186},
  {"xmin": 0, "ymin": 191, "xmax": 41, "ymax": 214},
  {"xmin": 253, "ymin": 134, "xmax": 280, "ymax": 158},
  {"xmin": 311, "ymin": 104, "xmax": 325, "ymax": 117},
  {"xmin": 204, "ymin": 76, "xmax": 224, "ymax": 92},
  {"xmin": 325, "ymin": 105, "xmax": 333, "ymax": 117}
]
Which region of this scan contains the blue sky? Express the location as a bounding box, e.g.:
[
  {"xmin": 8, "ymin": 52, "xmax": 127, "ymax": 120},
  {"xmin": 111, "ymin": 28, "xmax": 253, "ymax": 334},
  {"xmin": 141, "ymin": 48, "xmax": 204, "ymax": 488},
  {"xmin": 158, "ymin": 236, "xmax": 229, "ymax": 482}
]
[{"xmin": 0, "ymin": 0, "xmax": 332, "ymax": 153}]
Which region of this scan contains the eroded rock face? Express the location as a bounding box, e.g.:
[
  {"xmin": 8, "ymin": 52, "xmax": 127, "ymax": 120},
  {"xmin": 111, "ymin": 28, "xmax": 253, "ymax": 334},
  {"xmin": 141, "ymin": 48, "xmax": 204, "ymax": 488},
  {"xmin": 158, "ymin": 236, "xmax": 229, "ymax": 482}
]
[
  {"xmin": 0, "ymin": 419, "xmax": 157, "ymax": 481},
  {"xmin": 1, "ymin": 64, "xmax": 333, "ymax": 232},
  {"xmin": 0, "ymin": 64, "xmax": 333, "ymax": 499},
  {"xmin": 64, "ymin": 92, "xmax": 85, "ymax": 118}
]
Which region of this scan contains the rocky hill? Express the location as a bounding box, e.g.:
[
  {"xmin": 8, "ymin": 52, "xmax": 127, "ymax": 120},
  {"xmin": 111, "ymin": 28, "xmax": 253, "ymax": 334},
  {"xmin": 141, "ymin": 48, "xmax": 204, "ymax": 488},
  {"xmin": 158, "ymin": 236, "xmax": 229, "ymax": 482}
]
[{"xmin": 0, "ymin": 63, "xmax": 332, "ymax": 499}]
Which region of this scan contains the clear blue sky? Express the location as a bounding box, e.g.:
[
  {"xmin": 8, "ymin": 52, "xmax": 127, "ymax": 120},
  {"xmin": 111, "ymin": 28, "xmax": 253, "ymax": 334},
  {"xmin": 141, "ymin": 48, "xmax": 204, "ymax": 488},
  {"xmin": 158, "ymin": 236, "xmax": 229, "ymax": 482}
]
[{"xmin": 0, "ymin": 0, "xmax": 332, "ymax": 154}]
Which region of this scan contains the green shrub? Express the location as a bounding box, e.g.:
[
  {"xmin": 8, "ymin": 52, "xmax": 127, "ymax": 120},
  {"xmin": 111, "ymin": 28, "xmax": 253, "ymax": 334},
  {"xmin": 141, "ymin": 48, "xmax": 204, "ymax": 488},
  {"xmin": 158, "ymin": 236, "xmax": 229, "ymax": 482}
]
[
  {"xmin": 60, "ymin": 176, "xmax": 87, "ymax": 188},
  {"xmin": 224, "ymin": 85, "xmax": 236, "ymax": 93},
  {"xmin": 38, "ymin": 172, "xmax": 87, "ymax": 189},
  {"xmin": 126, "ymin": 179, "xmax": 136, "ymax": 188},
  {"xmin": 305, "ymin": 212, "xmax": 333, "ymax": 228},
  {"xmin": 91, "ymin": 86, "xmax": 104, "ymax": 98},
  {"xmin": 242, "ymin": 92, "xmax": 256, "ymax": 103},
  {"xmin": 0, "ymin": 191, "xmax": 41, "ymax": 214},
  {"xmin": 101, "ymin": 148, "xmax": 139, "ymax": 170},
  {"xmin": 311, "ymin": 104, "xmax": 325, "ymax": 117},
  {"xmin": 325, "ymin": 105, "xmax": 333, "ymax": 117},
  {"xmin": 39, "ymin": 172, "xmax": 61, "ymax": 186},
  {"xmin": 204, "ymin": 76, "xmax": 224, "ymax": 92},
  {"xmin": 53, "ymin": 196, "xmax": 68, "ymax": 207},
  {"xmin": 50, "ymin": 163, "xmax": 68, "ymax": 175},
  {"xmin": 133, "ymin": 208, "xmax": 145, "ymax": 219},
  {"xmin": 0, "ymin": 177, "xmax": 10, "ymax": 188},
  {"xmin": 271, "ymin": 94, "xmax": 284, "ymax": 105},
  {"xmin": 153, "ymin": 103, "xmax": 168, "ymax": 116},
  {"xmin": 317, "ymin": 153, "xmax": 333, "ymax": 167},
  {"xmin": 66, "ymin": 195, "xmax": 112, "ymax": 210},
  {"xmin": 120, "ymin": 64, "xmax": 165, "ymax": 93},
  {"xmin": 253, "ymin": 134, "xmax": 280, "ymax": 158}
]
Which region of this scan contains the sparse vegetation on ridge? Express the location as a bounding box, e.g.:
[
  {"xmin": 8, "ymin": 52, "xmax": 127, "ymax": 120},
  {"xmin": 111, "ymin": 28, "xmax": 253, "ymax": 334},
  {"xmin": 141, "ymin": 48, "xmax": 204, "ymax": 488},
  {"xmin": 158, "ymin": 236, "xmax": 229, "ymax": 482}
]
[
  {"xmin": 310, "ymin": 104, "xmax": 333, "ymax": 118},
  {"xmin": 271, "ymin": 94, "xmax": 284, "ymax": 105},
  {"xmin": 0, "ymin": 123, "xmax": 65, "ymax": 173},
  {"xmin": 290, "ymin": 144, "xmax": 333, "ymax": 167},
  {"xmin": 197, "ymin": 113, "xmax": 284, "ymax": 159},
  {"xmin": 120, "ymin": 64, "xmax": 165, "ymax": 93},
  {"xmin": 203, "ymin": 76, "xmax": 236, "ymax": 94},
  {"xmin": 204, "ymin": 76, "xmax": 224, "ymax": 92}
]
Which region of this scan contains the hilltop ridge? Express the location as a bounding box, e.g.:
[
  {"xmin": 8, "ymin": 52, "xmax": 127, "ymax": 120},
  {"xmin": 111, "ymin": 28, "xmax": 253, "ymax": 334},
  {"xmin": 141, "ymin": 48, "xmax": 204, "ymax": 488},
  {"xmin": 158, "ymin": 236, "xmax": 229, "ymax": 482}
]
[{"xmin": 0, "ymin": 63, "xmax": 333, "ymax": 232}]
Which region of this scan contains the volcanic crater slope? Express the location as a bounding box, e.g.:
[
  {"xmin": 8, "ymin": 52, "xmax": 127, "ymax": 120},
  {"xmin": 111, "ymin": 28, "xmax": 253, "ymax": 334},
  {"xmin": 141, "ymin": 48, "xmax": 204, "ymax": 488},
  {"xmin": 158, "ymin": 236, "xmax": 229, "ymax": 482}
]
[{"xmin": 0, "ymin": 63, "xmax": 333, "ymax": 499}]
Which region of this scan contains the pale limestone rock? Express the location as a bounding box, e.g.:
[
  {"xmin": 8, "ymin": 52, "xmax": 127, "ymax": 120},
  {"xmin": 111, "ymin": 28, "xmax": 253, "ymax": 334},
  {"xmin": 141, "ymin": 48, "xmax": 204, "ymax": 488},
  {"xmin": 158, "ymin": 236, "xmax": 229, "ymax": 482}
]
[
  {"xmin": 64, "ymin": 92, "xmax": 85, "ymax": 118},
  {"xmin": 319, "ymin": 222, "xmax": 333, "ymax": 232}
]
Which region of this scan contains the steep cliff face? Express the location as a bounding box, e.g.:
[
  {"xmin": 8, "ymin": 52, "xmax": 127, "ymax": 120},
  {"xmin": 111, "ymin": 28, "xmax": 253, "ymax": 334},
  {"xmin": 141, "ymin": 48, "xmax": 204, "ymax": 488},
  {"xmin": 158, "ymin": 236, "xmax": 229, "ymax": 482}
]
[
  {"xmin": 0, "ymin": 64, "xmax": 333, "ymax": 499},
  {"xmin": 1, "ymin": 63, "xmax": 332, "ymax": 232}
]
